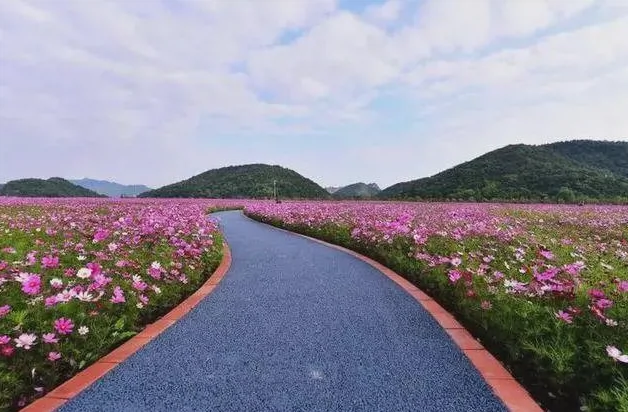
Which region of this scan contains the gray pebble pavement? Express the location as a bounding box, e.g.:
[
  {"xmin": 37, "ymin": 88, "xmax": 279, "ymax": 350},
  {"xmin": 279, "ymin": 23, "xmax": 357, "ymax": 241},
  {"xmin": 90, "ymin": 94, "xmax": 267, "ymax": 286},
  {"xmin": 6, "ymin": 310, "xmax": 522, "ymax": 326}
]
[{"xmin": 59, "ymin": 210, "xmax": 506, "ymax": 412}]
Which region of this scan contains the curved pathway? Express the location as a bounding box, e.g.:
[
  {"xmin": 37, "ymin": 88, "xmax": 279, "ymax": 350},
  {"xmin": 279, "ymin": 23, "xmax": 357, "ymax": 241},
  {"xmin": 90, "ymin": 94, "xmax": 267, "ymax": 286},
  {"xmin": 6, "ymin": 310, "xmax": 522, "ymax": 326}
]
[{"xmin": 59, "ymin": 211, "xmax": 506, "ymax": 412}]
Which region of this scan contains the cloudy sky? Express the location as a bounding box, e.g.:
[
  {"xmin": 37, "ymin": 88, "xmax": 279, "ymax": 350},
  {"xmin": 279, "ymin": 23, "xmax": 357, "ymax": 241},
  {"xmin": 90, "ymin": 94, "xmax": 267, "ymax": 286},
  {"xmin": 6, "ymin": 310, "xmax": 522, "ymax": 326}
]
[{"xmin": 1, "ymin": 0, "xmax": 627, "ymax": 189}]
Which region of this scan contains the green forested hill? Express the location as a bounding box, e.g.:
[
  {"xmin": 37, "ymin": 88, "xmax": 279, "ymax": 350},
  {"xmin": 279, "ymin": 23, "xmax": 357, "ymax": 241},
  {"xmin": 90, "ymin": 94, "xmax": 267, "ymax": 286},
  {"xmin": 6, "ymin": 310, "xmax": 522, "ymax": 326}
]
[
  {"xmin": 332, "ymin": 183, "xmax": 381, "ymax": 199},
  {"xmin": 139, "ymin": 164, "xmax": 330, "ymax": 199},
  {"xmin": 0, "ymin": 177, "xmax": 106, "ymax": 197},
  {"xmin": 379, "ymin": 140, "xmax": 628, "ymax": 202}
]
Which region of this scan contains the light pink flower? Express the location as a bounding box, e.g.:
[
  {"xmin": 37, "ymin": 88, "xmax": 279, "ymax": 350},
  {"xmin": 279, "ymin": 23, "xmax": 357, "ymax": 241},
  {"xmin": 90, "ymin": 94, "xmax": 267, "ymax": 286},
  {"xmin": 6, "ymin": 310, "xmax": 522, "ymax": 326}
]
[
  {"xmin": 0, "ymin": 335, "xmax": 10, "ymax": 345},
  {"xmin": 14, "ymin": 333, "xmax": 37, "ymax": 350},
  {"xmin": 555, "ymin": 310, "xmax": 573, "ymax": 324},
  {"xmin": 47, "ymin": 351, "xmax": 61, "ymax": 362},
  {"xmin": 539, "ymin": 250, "xmax": 554, "ymax": 260},
  {"xmin": 480, "ymin": 301, "xmax": 492, "ymax": 310},
  {"xmin": 0, "ymin": 305, "xmax": 11, "ymax": 318},
  {"xmin": 618, "ymin": 280, "xmax": 628, "ymax": 293},
  {"xmin": 606, "ymin": 346, "xmax": 628, "ymax": 363},
  {"xmin": 448, "ymin": 270, "xmax": 462, "ymax": 283},
  {"xmin": 42, "ymin": 333, "xmax": 59, "ymax": 344}
]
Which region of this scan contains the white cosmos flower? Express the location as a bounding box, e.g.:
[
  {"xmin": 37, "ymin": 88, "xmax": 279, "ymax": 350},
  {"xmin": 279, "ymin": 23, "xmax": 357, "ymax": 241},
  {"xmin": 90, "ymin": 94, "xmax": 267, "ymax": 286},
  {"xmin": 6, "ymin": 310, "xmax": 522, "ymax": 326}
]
[
  {"xmin": 76, "ymin": 291, "xmax": 94, "ymax": 302},
  {"xmin": 77, "ymin": 255, "xmax": 86, "ymax": 261},
  {"xmin": 607, "ymin": 346, "xmax": 628, "ymax": 363},
  {"xmin": 132, "ymin": 275, "xmax": 143, "ymax": 283},
  {"xmin": 76, "ymin": 268, "xmax": 92, "ymax": 279},
  {"xmin": 50, "ymin": 278, "xmax": 63, "ymax": 288},
  {"xmin": 78, "ymin": 326, "xmax": 89, "ymax": 335}
]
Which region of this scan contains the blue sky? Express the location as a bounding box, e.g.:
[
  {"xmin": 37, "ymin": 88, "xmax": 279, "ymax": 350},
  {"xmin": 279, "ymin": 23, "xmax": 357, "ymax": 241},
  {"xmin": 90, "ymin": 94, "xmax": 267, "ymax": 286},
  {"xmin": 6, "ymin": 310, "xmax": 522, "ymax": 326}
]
[{"xmin": 0, "ymin": 0, "xmax": 627, "ymax": 189}]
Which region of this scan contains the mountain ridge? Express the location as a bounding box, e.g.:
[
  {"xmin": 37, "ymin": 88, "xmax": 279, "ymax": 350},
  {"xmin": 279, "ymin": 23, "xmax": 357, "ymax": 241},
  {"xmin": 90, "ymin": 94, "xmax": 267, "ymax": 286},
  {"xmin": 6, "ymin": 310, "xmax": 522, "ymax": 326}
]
[
  {"xmin": 378, "ymin": 140, "xmax": 628, "ymax": 202},
  {"xmin": 71, "ymin": 178, "xmax": 151, "ymax": 197},
  {"xmin": 139, "ymin": 164, "xmax": 330, "ymax": 199}
]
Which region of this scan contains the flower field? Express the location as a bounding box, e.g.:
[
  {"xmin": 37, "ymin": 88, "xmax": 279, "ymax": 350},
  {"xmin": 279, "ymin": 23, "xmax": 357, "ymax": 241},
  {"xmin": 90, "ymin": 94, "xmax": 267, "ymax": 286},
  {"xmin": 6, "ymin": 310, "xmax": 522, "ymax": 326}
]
[
  {"xmin": 245, "ymin": 201, "xmax": 628, "ymax": 411},
  {"xmin": 0, "ymin": 198, "xmax": 224, "ymax": 410}
]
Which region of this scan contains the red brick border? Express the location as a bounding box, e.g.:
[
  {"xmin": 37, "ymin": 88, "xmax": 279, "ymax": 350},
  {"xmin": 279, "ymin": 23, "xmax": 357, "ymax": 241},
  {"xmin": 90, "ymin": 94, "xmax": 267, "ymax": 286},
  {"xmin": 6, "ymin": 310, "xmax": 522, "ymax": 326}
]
[
  {"xmin": 251, "ymin": 219, "xmax": 542, "ymax": 412},
  {"xmin": 21, "ymin": 242, "xmax": 232, "ymax": 412}
]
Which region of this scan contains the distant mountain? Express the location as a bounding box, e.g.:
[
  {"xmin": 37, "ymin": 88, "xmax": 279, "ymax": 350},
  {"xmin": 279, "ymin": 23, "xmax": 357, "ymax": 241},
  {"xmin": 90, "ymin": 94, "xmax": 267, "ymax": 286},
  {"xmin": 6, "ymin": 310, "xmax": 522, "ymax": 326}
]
[
  {"xmin": 0, "ymin": 177, "xmax": 106, "ymax": 198},
  {"xmin": 325, "ymin": 186, "xmax": 341, "ymax": 194},
  {"xmin": 379, "ymin": 140, "xmax": 628, "ymax": 202},
  {"xmin": 333, "ymin": 182, "xmax": 381, "ymax": 199},
  {"xmin": 71, "ymin": 178, "xmax": 151, "ymax": 197},
  {"xmin": 139, "ymin": 164, "xmax": 331, "ymax": 199}
]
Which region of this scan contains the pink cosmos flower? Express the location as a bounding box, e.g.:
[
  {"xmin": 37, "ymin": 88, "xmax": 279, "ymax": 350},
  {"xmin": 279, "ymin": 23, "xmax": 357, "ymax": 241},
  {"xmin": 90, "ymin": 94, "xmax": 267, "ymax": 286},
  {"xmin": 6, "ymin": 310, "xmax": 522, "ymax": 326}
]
[
  {"xmin": 54, "ymin": 317, "xmax": 74, "ymax": 335},
  {"xmin": 480, "ymin": 301, "xmax": 492, "ymax": 310},
  {"xmin": 42, "ymin": 333, "xmax": 59, "ymax": 344},
  {"xmin": 21, "ymin": 274, "xmax": 41, "ymax": 295},
  {"xmin": 87, "ymin": 262, "xmax": 102, "ymax": 276},
  {"xmin": 110, "ymin": 286, "xmax": 125, "ymax": 303},
  {"xmin": 555, "ymin": 310, "xmax": 573, "ymax": 324},
  {"xmin": 0, "ymin": 305, "xmax": 10, "ymax": 318},
  {"xmin": 618, "ymin": 280, "xmax": 628, "ymax": 293},
  {"xmin": 47, "ymin": 351, "xmax": 61, "ymax": 362},
  {"xmin": 50, "ymin": 278, "xmax": 63, "ymax": 288},
  {"xmin": 606, "ymin": 346, "xmax": 628, "ymax": 363},
  {"xmin": 41, "ymin": 255, "xmax": 59, "ymax": 269},
  {"xmin": 595, "ymin": 299, "xmax": 614, "ymax": 310},
  {"xmin": 539, "ymin": 250, "xmax": 554, "ymax": 260},
  {"xmin": 448, "ymin": 270, "xmax": 462, "ymax": 283},
  {"xmin": 14, "ymin": 333, "xmax": 37, "ymax": 349},
  {"xmin": 0, "ymin": 335, "xmax": 10, "ymax": 345},
  {"xmin": 93, "ymin": 229, "xmax": 109, "ymax": 242},
  {"xmin": 44, "ymin": 296, "xmax": 58, "ymax": 307},
  {"xmin": 450, "ymin": 257, "xmax": 462, "ymax": 267},
  {"xmin": 148, "ymin": 261, "xmax": 162, "ymax": 279}
]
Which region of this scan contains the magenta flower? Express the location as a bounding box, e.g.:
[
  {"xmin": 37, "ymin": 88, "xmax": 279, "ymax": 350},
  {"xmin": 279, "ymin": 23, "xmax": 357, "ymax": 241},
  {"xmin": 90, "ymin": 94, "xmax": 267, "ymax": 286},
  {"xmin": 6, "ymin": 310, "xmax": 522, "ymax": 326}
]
[
  {"xmin": 595, "ymin": 299, "xmax": 613, "ymax": 310},
  {"xmin": 41, "ymin": 255, "xmax": 59, "ymax": 269},
  {"xmin": 555, "ymin": 310, "xmax": 573, "ymax": 324},
  {"xmin": 54, "ymin": 317, "xmax": 74, "ymax": 335},
  {"xmin": 14, "ymin": 333, "xmax": 37, "ymax": 350},
  {"xmin": 1, "ymin": 345, "xmax": 14, "ymax": 357},
  {"xmin": 0, "ymin": 305, "xmax": 10, "ymax": 318},
  {"xmin": 47, "ymin": 351, "xmax": 62, "ymax": 362},
  {"xmin": 618, "ymin": 280, "xmax": 628, "ymax": 293},
  {"xmin": 110, "ymin": 286, "xmax": 126, "ymax": 304},
  {"xmin": 21, "ymin": 274, "xmax": 41, "ymax": 295},
  {"xmin": 0, "ymin": 335, "xmax": 10, "ymax": 345},
  {"xmin": 93, "ymin": 229, "xmax": 109, "ymax": 242},
  {"xmin": 42, "ymin": 333, "xmax": 59, "ymax": 344}
]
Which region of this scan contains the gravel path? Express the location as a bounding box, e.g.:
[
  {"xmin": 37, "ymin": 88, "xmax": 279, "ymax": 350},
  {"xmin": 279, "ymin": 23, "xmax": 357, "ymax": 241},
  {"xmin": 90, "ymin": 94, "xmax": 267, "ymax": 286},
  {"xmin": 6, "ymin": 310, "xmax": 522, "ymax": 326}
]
[{"xmin": 60, "ymin": 210, "xmax": 506, "ymax": 412}]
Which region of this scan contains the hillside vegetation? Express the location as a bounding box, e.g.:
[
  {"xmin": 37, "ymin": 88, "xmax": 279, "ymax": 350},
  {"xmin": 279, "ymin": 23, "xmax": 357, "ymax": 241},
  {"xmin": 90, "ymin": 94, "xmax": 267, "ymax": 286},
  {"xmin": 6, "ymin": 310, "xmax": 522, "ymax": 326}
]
[
  {"xmin": 379, "ymin": 140, "xmax": 628, "ymax": 203},
  {"xmin": 332, "ymin": 183, "xmax": 381, "ymax": 199},
  {"xmin": 139, "ymin": 164, "xmax": 330, "ymax": 199},
  {"xmin": 0, "ymin": 178, "xmax": 106, "ymax": 197}
]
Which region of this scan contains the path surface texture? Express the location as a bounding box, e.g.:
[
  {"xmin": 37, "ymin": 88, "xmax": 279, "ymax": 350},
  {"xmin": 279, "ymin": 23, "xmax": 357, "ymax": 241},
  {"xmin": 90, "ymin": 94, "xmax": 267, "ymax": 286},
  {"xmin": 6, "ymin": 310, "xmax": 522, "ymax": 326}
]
[{"xmin": 60, "ymin": 211, "xmax": 506, "ymax": 412}]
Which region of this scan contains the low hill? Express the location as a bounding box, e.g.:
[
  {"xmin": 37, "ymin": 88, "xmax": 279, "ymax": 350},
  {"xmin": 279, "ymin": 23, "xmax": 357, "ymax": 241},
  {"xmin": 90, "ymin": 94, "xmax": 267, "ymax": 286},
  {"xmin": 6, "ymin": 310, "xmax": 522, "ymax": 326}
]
[
  {"xmin": 333, "ymin": 183, "xmax": 381, "ymax": 199},
  {"xmin": 71, "ymin": 178, "xmax": 151, "ymax": 197},
  {"xmin": 379, "ymin": 140, "xmax": 628, "ymax": 202},
  {"xmin": 139, "ymin": 164, "xmax": 330, "ymax": 199},
  {"xmin": 0, "ymin": 177, "xmax": 106, "ymax": 198}
]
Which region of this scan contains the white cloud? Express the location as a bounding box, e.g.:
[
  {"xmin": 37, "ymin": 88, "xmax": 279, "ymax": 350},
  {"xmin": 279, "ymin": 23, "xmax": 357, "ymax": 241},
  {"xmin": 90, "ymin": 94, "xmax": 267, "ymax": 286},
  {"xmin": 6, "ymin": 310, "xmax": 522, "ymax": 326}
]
[{"xmin": 0, "ymin": 0, "xmax": 626, "ymax": 188}]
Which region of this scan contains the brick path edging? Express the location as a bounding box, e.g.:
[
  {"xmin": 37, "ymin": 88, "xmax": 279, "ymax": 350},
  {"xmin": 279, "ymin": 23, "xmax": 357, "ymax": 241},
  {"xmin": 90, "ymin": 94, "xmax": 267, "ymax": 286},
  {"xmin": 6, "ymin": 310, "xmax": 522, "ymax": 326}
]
[
  {"xmin": 21, "ymin": 242, "xmax": 232, "ymax": 412},
  {"xmin": 247, "ymin": 216, "xmax": 542, "ymax": 412}
]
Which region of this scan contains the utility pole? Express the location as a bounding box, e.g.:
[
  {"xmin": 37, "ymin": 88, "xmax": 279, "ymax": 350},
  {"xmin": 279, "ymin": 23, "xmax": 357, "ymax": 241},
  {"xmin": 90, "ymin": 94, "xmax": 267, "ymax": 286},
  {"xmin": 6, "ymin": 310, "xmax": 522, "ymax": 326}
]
[{"xmin": 273, "ymin": 179, "xmax": 277, "ymax": 202}]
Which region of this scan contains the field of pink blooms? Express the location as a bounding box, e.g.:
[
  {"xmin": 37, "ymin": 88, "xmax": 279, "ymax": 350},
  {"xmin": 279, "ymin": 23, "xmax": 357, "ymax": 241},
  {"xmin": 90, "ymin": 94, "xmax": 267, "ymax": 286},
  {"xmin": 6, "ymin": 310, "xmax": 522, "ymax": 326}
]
[
  {"xmin": 0, "ymin": 198, "xmax": 226, "ymax": 410},
  {"xmin": 245, "ymin": 201, "xmax": 628, "ymax": 411}
]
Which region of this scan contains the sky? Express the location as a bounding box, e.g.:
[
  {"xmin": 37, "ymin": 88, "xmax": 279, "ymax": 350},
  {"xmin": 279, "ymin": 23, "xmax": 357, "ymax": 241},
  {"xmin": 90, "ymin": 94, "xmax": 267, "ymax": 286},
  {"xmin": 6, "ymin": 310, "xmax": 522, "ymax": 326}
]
[{"xmin": 0, "ymin": 0, "xmax": 627, "ymax": 189}]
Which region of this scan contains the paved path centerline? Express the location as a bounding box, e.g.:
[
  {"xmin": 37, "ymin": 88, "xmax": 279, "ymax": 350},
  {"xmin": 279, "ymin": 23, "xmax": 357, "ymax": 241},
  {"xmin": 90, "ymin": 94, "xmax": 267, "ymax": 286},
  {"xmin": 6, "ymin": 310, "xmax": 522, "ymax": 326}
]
[{"xmin": 58, "ymin": 210, "xmax": 506, "ymax": 412}]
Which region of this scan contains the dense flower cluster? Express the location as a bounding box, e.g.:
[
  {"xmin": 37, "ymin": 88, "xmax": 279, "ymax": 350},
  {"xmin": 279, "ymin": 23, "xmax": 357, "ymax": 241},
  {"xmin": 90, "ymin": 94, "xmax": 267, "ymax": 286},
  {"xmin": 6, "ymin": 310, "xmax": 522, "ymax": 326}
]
[
  {"xmin": 245, "ymin": 201, "xmax": 628, "ymax": 410},
  {"xmin": 0, "ymin": 198, "xmax": 222, "ymax": 409}
]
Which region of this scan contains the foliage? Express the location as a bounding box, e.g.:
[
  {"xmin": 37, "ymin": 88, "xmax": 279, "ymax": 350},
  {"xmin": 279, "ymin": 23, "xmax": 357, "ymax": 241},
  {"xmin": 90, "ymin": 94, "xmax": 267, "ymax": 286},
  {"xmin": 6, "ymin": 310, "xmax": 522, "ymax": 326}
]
[
  {"xmin": 139, "ymin": 164, "xmax": 330, "ymax": 199},
  {"xmin": 0, "ymin": 178, "xmax": 106, "ymax": 198},
  {"xmin": 0, "ymin": 198, "xmax": 223, "ymax": 410},
  {"xmin": 379, "ymin": 140, "xmax": 628, "ymax": 203},
  {"xmin": 332, "ymin": 183, "xmax": 381, "ymax": 199},
  {"xmin": 245, "ymin": 201, "xmax": 628, "ymax": 411}
]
